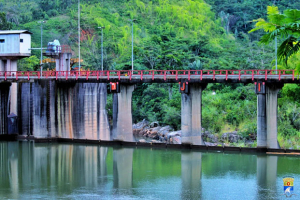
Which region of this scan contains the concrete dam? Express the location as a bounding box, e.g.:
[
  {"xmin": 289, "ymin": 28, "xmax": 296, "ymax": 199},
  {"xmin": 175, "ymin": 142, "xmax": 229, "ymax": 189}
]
[{"xmin": 0, "ymin": 81, "xmax": 110, "ymax": 140}]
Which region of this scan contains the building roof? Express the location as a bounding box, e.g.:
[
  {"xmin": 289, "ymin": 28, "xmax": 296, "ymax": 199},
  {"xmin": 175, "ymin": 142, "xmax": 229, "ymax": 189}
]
[{"xmin": 0, "ymin": 30, "xmax": 32, "ymax": 35}]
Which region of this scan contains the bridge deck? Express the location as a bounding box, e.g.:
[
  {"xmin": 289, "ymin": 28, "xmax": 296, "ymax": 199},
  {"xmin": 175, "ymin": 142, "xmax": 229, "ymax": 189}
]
[{"xmin": 0, "ymin": 70, "xmax": 298, "ymax": 83}]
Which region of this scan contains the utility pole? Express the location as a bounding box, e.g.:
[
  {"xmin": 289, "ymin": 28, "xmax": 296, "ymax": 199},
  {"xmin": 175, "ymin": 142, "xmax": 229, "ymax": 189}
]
[
  {"xmin": 129, "ymin": 19, "xmax": 136, "ymax": 71},
  {"xmin": 78, "ymin": 0, "xmax": 81, "ymax": 71},
  {"xmin": 98, "ymin": 26, "xmax": 105, "ymax": 71},
  {"xmin": 275, "ymin": 36, "xmax": 278, "ymax": 74},
  {"xmin": 39, "ymin": 21, "xmax": 45, "ymax": 77}
]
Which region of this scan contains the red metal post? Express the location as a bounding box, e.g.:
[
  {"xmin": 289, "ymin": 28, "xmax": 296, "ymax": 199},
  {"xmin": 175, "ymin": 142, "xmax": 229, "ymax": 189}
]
[
  {"xmin": 129, "ymin": 71, "xmax": 132, "ymax": 81},
  {"xmin": 152, "ymin": 71, "xmax": 155, "ymax": 80},
  {"xmin": 107, "ymin": 71, "xmax": 110, "ymax": 80},
  {"xmin": 164, "ymin": 71, "xmax": 167, "ymax": 81},
  {"xmin": 76, "ymin": 71, "xmax": 79, "ymax": 80},
  {"xmin": 238, "ymin": 70, "xmax": 241, "ymax": 81},
  {"xmin": 226, "ymin": 70, "xmax": 228, "ymax": 80},
  {"xmin": 252, "ymin": 70, "xmax": 254, "ymax": 81},
  {"xmin": 293, "ymin": 70, "xmax": 295, "ymax": 81},
  {"xmin": 278, "ymin": 70, "xmax": 281, "ymax": 81},
  {"xmin": 265, "ymin": 70, "xmax": 267, "ymax": 80},
  {"xmin": 141, "ymin": 71, "xmax": 143, "ymax": 80},
  {"xmin": 28, "ymin": 72, "xmax": 30, "ymax": 80},
  {"xmin": 176, "ymin": 71, "xmax": 178, "ymax": 81},
  {"xmin": 118, "ymin": 71, "xmax": 121, "ymax": 80},
  {"xmin": 213, "ymin": 70, "xmax": 215, "ymax": 81},
  {"xmin": 200, "ymin": 70, "xmax": 203, "ymax": 80}
]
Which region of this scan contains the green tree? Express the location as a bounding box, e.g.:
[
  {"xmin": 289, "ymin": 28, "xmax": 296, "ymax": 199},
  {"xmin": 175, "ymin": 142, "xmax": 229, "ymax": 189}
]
[
  {"xmin": 249, "ymin": 6, "xmax": 300, "ymax": 65},
  {"xmin": 0, "ymin": 12, "xmax": 12, "ymax": 30}
]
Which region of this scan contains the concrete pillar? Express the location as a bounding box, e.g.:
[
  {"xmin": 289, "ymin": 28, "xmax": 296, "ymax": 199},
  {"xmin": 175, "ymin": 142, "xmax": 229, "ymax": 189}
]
[
  {"xmin": 266, "ymin": 83, "xmax": 283, "ymax": 149},
  {"xmin": 181, "ymin": 151, "xmax": 202, "ymax": 199},
  {"xmin": 0, "ymin": 59, "xmax": 5, "ymax": 71},
  {"xmin": 56, "ymin": 53, "xmax": 72, "ymax": 71},
  {"xmin": 255, "ymin": 82, "xmax": 267, "ymax": 148},
  {"xmin": 113, "ymin": 84, "xmax": 135, "ymax": 142},
  {"xmin": 257, "ymin": 155, "xmax": 278, "ymax": 199},
  {"xmin": 8, "ymin": 59, "xmax": 18, "ymax": 114},
  {"xmin": 181, "ymin": 83, "xmax": 207, "ymax": 145}
]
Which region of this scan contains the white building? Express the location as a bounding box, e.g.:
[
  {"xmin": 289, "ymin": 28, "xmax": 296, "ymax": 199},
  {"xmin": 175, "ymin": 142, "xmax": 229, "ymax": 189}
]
[{"xmin": 0, "ymin": 30, "xmax": 32, "ymax": 58}]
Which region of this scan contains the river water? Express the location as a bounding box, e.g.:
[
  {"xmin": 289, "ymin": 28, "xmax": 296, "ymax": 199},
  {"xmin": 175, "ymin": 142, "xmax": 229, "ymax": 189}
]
[{"xmin": 0, "ymin": 142, "xmax": 299, "ymax": 199}]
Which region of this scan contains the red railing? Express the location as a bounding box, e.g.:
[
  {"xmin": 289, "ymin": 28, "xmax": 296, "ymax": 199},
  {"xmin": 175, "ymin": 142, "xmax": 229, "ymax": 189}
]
[{"xmin": 0, "ymin": 70, "xmax": 296, "ymax": 81}]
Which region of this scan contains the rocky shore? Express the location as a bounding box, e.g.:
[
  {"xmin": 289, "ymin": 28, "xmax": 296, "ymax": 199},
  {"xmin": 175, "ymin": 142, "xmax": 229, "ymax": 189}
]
[{"xmin": 133, "ymin": 120, "xmax": 255, "ymax": 146}]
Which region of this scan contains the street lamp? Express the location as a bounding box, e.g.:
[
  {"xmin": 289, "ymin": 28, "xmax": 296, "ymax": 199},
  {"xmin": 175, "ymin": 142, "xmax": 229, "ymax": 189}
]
[
  {"xmin": 38, "ymin": 20, "xmax": 46, "ymax": 77},
  {"xmin": 129, "ymin": 19, "xmax": 136, "ymax": 71},
  {"xmin": 98, "ymin": 26, "xmax": 105, "ymax": 71}
]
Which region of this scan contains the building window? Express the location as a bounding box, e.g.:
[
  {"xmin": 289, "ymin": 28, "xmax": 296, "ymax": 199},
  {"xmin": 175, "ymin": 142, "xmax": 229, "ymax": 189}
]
[
  {"xmin": 20, "ymin": 39, "xmax": 23, "ymax": 43},
  {"xmin": 0, "ymin": 39, "xmax": 5, "ymax": 43}
]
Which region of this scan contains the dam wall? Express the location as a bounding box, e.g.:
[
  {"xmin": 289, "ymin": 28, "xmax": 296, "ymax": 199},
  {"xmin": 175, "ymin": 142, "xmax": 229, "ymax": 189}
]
[{"xmin": 0, "ymin": 81, "xmax": 111, "ymax": 140}]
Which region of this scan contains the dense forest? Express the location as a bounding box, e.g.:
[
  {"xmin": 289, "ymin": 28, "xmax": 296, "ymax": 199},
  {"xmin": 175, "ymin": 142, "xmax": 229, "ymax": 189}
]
[{"xmin": 1, "ymin": 0, "xmax": 300, "ymax": 149}]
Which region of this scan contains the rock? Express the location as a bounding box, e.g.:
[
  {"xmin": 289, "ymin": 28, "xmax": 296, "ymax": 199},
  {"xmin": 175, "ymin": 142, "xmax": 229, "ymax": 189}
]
[
  {"xmin": 150, "ymin": 121, "xmax": 159, "ymax": 128},
  {"xmin": 151, "ymin": 140, "xmax": 162, "ymax": 143},
  {"xmin": 171, "ymin": 136, "xmax": 181, "ymax": 144},
  {"xmin": 205, "ymin": 142, "xmax": 218, "ymax": 146},
  {"xmin": 167, "ymin": 131, "xmax": 182, "ymax": 144},
  {"xmin": 221, "ymin": 131, "xmax": 242, "ymax": 143},
  {"xmin": 133, "ymin": 119, "xmax": 149, "ymax": 135},
  {"xmin": 139, "ymin": 139, "xmax": 147, "ymax": 143},
  {"xmin": 201, "ymin": 131, "xmax": 218, "ymax": 143}
]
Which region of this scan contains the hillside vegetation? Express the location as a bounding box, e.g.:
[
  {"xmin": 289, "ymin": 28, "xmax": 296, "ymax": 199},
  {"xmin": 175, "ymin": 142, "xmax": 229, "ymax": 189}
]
[{"xmin": 1, "ymin": 0, "xmax": 300, "ymax": 149}]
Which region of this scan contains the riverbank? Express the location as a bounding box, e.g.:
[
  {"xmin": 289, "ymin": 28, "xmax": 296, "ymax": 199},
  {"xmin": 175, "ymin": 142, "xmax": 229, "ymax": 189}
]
[
  {"xmin": 133, "ymin": 120, "xmax": 256, "ymax": 147},
  {"xmin": 1, "ymin": 135, "xmax": 300, "ymax": 154}
]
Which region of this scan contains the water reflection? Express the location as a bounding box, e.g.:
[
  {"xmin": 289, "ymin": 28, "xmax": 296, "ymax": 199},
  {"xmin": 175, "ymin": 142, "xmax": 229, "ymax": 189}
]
[
  {"xmin": 257, "ymin": 155, "xmax": 278, "ymax": 199},
  {"xmin": 0, "ymin": 142, "xmax": 109, "ymax": 198},
  {"xmin": 113, "ymin": 147, "xmax": 133, "ymax": 193},
  {"xmin": 181, "ymin": 151, "xmax": 202, "ymax": 199},
  {"xmin": 1, "ymin": 142, "xmax": 299, "ymax": 199}
]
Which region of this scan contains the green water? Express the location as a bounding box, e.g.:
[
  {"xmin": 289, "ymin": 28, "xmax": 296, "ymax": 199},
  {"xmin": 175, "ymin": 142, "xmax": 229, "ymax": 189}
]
[{"xmin": 0, "ymin": 142, "xmax": 299, "ymax": 199}]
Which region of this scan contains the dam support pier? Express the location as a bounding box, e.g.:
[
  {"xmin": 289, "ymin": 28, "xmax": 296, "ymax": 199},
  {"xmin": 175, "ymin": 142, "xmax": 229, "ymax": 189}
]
[
  {"xmin": 112, "ymin": 84, "xmax": 135, "ymax": 142},
  {"xmin": 181, "ymin": 83, "xmax": 207, "ymax": 145},
  {"xmin": 256, "ymin": 82, "xmax": 283, "ymax": 149}
]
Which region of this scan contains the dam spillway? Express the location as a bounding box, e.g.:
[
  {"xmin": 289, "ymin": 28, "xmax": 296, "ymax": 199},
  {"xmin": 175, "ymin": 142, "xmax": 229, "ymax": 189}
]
[{"xmin": 3, "ymin": 81, "xmax": 110, "ymax": 140}]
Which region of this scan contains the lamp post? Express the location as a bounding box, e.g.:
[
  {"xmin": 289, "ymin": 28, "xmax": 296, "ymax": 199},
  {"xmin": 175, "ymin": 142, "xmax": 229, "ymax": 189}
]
[
  {"xmin": 78, "ymin": 0, "xmax": 81, "ymax": 71},
  {"xmin": 129, "ymin": 19, "xmax": 136, "ymax": 71},
  {"xmin": 98, "ymin": 26, "xmax": 105, "ymax": 71},
  {"xmin": 39, "ymin": 20, "xmax": 46, "ymax": 77}
]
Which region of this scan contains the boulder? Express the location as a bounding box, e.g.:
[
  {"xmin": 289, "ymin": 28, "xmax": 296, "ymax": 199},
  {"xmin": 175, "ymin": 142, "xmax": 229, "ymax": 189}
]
[
  {"xmin": 202, "ymin": 131, "xmax": 218, "ymax": 143},
  {"xmin": 139, "ymin": 139, "xmax": 147, "ymax": 143},
  {"xmin": 221, "ymin": 131, "xmax": 242, "ymax": 143},
  {"xmin": 150, "ymin": 121, "xmax": 159, "ymax": 128}
]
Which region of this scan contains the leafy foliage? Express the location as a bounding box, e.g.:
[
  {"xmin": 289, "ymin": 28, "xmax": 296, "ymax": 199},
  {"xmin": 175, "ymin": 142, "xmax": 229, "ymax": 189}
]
[{"xmin": 250, "ymin": 6, "xmax": 300, "ymax": 65}]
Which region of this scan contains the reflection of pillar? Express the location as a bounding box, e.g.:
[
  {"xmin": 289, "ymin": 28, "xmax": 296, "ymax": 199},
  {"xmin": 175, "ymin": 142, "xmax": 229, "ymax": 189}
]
[
  {"xmin": 181, "ymin": 151, "xmax": 202, "ymax": 199},
  {"xmin": 20, "ymin": 141, "xmax": 34, "ymax": 186},
  {"xmin": 113, "ymin": 85, "xmax": 135, "ymax": 142},
  {"xmin": 84, "ymin": 146, "xmax": 98, "ymax": 187},
  {"xmin": 257, "ymin": 155, "xmax": 278, "ymax": 199},
  {"xmin": 99, "ymin": 147, "xmax": 108, "ymax": 177},
  {"xmin": 113, "ymin": 148, "xmax": 133, "ymax": 190},
  {"xmin": 8, "ymin": 142, "xmax": 19, "ymax": 199},
  {"xmin": 181, "ymin": 83, "xmax": 207, "ymax": 145}
]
